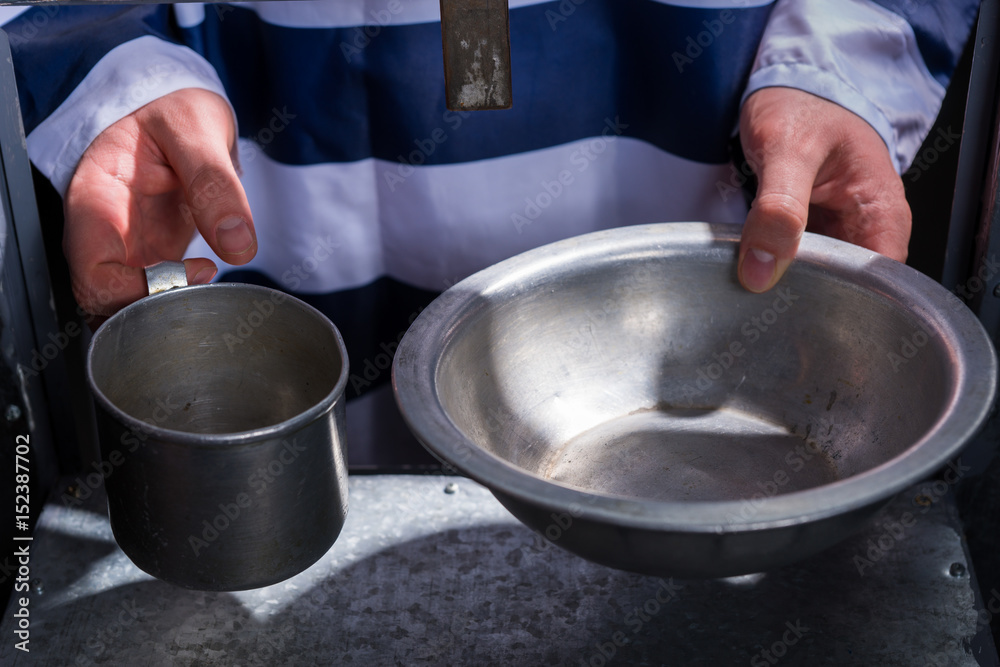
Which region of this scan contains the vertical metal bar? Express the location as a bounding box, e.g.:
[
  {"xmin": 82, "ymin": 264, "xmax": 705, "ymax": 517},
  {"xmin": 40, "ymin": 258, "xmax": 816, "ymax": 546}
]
[
  {"xmin": 439, "ymin": 0, "xmax": 512, "ymax": 111},
  {"xmin": 0, "ymin": 28, "xmax": 61, "ymax": 477},
  {"xmin": 943, "ymin": 0, "xmax": 1000, "ymax": 294}
]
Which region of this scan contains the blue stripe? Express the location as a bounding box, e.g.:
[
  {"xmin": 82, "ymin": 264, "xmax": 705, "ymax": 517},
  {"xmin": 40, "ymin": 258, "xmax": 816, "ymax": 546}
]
[
  {"xmin": 220, "ymin": 269, "xmax": 441, "ymax": 469},
  {"xmin": 872, "ymin": 0, "xmax": 980, "ymax": 88},
  {"xmin": 8, "ymin": 5, "xmax": 179, "ymax": 134},
  {"xmin": 219, "ymin": 270, "xmax": 438, "ymax": 401},
  {"xmin": 13, "ymin": 1, "xmax": 975, "ymax": 168},
  {"xmin": 185, "ymin": 0, "xmax": 773, "ymax": 167}
]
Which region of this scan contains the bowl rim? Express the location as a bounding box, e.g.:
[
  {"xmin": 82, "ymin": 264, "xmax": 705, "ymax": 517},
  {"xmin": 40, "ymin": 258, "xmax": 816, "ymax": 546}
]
[
  {"xmin": 86, "ymin": 282, "xmax": 350, "ymax": 446},
  {"xmin": 392, "ymin": 222, "xmax": 998, "ymax": 532}
]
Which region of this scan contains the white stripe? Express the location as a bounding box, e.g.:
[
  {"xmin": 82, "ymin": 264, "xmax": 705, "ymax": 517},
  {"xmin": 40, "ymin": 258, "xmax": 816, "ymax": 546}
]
[
  {"xmin": 220, "ymin": 0, "xmax": 772, "ymax": 29},
  {"xmin": 651, "ymin": 0, "xmax": 773, "ymax": 7},
  {"xmin": 743, "ymin": 0, "xmax": 945, "ymax": 173},
  {"xmin": 27, "ymin": 36, "xmax": 233, "ymax": 196},
  {"xmin": 0, "ymin": 7, "xmax": 30, "ymax": 26},
  {"xmin": 198, "ymin": 141, "xmax": 385, "ymax": 291},
  {"xmin": 186, "ymin": 137, "xmax": 747, "ymax": 292},
  {"xmin": 174, "ymin": 3, "xmax": 206, "ymax": 28},
  {"xmin": 230, "ymin": 0, "xmax": 463, "ymax": 28}
]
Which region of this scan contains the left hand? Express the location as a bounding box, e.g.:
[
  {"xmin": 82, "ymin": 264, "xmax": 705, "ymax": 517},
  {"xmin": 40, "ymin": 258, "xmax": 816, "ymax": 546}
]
[{"xmin": 737, "ymin": 87, "xmax": 911, "ymax": 293}]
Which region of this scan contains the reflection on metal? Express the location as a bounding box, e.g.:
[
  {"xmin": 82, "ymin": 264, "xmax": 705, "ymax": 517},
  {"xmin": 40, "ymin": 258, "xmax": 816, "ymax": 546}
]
[
  {"xmin": 394, "ymin": 223, "xmax": 997, "ymax": 578},
  {"xmin": 143, "ymin": 260, "xmax": 188, "ymax": 296},
  {"xmin": 440, "ymin": 0, "xmax": 512, "ymax": 111},
  {"xmin": 718, "ymin": 572, "xmax": 767, "ymax": 587},
  {"xmin": 87, "ymin": 281, "xmax": 350, "ymax": 591}
]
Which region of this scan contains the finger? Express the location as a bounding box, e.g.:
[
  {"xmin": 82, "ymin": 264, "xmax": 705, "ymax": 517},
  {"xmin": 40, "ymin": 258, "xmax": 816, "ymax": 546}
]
[
  {"xmin": 184, "ymin": 258, "xmax": 219, "ymax": 285},
  {"xmin": 63, "ymin": 156, "xmax": 217, "ymax": 316},
  {"xmin": 73, "ymin": 263, "xmax": 147, "ymax": 320},
  {"xmin": 70, "ymin": 258, "xmax": 217, "ymax": 322},
  {"xmin": 738, "ymin": 155, "xmax": 817, "ymax": 293},
  {"xmin": 63, "ymin": 146, "xmax": 144, "ymax": 317},
  {"xmin": 143, "ymin": 89, "xmax": 257, "ymax": 265}
]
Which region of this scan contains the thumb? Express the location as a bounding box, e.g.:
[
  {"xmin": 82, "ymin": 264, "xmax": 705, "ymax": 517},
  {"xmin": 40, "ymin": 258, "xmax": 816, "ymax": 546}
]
[
  {"xmin": 737, "ymin": 154, "xmax": 817, "ymax": 293},
  {"xmin": 142, "ymin": 89, "xmax": 257, "ymax": 265}
]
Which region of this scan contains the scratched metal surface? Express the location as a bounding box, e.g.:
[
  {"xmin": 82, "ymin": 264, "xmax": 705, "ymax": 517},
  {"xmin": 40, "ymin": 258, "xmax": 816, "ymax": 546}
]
[{"xmin": 0, "ymin": 475, "xmax": 995, "ymax": 666}]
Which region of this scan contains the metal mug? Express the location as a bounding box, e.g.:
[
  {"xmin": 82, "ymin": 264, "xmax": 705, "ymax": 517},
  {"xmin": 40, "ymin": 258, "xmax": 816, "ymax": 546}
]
[{"xmin": 86, "ymin": 262, "xmax": 349, "ymax": 591}]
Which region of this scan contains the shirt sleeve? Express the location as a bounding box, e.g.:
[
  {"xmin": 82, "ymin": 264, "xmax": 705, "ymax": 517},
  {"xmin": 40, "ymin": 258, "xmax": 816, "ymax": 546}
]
[
  {"xmin": 742, "ymin": 0, "xmax": 980, "ymax": 174},
  {"xmin": 6, "ymin": 5, "xmax": 234, "ymax": 196}
]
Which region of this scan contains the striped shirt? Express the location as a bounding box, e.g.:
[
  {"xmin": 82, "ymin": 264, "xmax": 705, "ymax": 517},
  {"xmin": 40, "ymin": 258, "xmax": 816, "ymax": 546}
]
[{"xmin": 5, "ymin": 0, "xmax": 979, "ymax": 463}]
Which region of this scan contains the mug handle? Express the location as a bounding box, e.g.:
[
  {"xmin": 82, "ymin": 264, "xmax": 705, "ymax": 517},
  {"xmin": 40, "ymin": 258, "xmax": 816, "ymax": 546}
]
[{"xmin": 144, "ymin": 261, "xmax": 189, "ymax": 296}]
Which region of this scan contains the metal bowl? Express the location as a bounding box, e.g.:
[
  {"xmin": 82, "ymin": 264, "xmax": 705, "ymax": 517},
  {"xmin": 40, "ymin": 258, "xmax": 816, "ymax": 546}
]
[{"xmin": 392, "ymin": 223, "xmax": 997, "ymax": 578}]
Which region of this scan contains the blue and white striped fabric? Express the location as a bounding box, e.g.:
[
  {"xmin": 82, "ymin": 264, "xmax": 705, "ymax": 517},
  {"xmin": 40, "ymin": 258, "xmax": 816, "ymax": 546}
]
[{"xmin": 5, "ymin": 0, "xmax": 980, "ymax": 409}]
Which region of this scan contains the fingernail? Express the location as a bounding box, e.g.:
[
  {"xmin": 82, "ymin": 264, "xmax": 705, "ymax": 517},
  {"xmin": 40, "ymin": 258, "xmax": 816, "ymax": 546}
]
[
  {"xmin": 216, "ymin": 217, "xmax": 253, "ymax": 255},
  {"xmin": 741, "ymin": 247, "xmax": 776, "ymax": 293},
  {"xmin": 193, "ymin": 266, "xmax": 217, "ymax": 285}
]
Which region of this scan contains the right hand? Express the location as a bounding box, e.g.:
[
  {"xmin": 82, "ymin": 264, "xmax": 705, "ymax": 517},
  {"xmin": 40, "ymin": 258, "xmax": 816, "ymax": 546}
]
[
  {"xmin": 736, "ymin": 87, "xmax": 911, "ymax": 293},
  {"xmin": 63, "ymin": 87, "xmax": 257, "ymax": 320}
]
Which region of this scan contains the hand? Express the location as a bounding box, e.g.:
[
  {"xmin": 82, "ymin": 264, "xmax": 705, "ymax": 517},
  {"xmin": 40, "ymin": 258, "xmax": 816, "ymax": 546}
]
[
  {"xmin": 63, "ymin": 88, "xmax": 257, "ymax": 319},
  {"xmin": 737, "ymin": 87, "xmax": 911, "ymax": 293}
]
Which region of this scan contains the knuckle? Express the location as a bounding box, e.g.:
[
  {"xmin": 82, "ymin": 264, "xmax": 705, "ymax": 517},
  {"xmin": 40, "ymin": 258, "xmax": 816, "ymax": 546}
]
[
  {"xmin": 751, "ymin": 193, "xmax": 808, "ymax": 235},
  {"xmin": 71, "ymin": 281, "xmax": 108, "ymax": 319},
  {"xmin": 187, "ymin": 165, "xmax": 232, "ymax": 212}
]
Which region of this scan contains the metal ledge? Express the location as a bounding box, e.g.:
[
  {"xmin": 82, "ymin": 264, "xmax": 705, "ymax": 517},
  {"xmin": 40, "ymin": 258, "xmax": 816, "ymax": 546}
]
[{"xmin": 0, "ymin": 474, "xmax": 995, "ymax": 665}]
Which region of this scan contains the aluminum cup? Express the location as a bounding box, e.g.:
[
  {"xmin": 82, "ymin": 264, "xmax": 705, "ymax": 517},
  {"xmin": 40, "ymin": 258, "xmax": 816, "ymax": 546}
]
[{"xmin": 86, "ymin": 262, "xmax": 349, "ymax": 590}]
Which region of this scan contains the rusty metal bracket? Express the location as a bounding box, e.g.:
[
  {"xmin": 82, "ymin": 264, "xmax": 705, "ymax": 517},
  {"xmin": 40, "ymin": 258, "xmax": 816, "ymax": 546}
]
[{"xmin": 439, "ymin": 0, "xmax": 512, "ymax": 111}]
